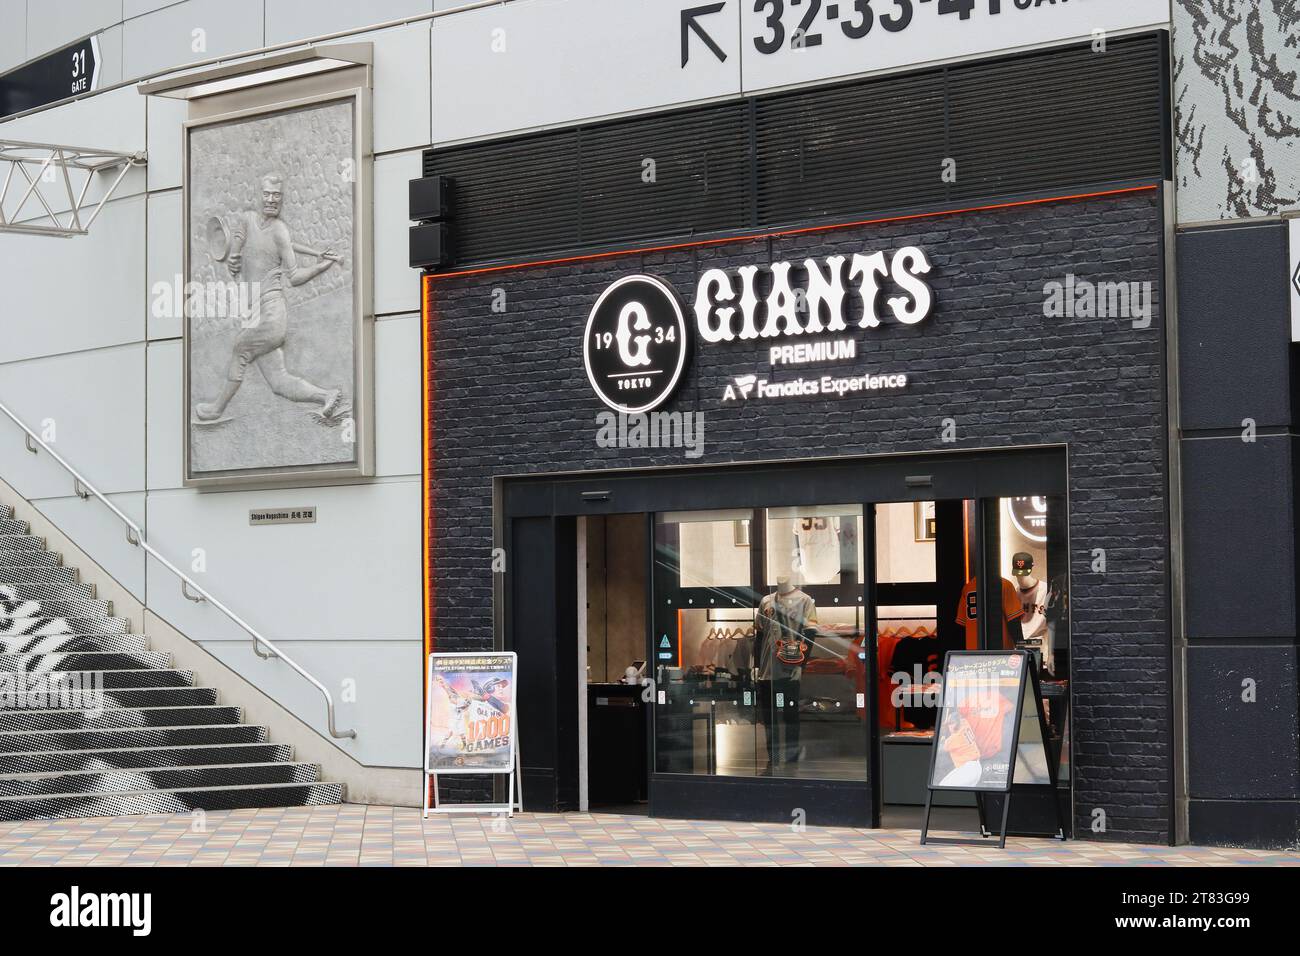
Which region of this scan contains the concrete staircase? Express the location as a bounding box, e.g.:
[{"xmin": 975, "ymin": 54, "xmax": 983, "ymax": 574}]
[{"xmin": 0, "ymin": 503, "xmax": 343, "ymax": 820}]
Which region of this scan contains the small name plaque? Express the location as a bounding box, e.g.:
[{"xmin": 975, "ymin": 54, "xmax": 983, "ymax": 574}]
[{"xmin": 249, "ymin": 507, "xmax": 317, "ymax": 526}]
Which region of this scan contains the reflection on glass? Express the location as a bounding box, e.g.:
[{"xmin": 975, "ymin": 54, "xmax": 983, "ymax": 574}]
[
  {"xmin": 660, "ymin": 509, "xmax": 751, "ymax": 589},
  {"xmin": 654, "ymin": 507, "xmax": 867, "ymax": 781},
  {"xmin": 874, "ymin": 501, "xmax": 937, "ymax": 584},
  {"xmin": 765, "ymin": 504, "xmax": 864, "ymax": 587},
  {"xmin": 877, "ymin": 604, "xmax": 940, "ymax": 732},
  {"xmin": 998, "ymin": 495, "xmax": 1068, "ymax": 675}
]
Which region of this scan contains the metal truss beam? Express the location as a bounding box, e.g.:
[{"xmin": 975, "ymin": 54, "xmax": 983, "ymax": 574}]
[{"xmin": 0, "ymin": 140, "xmax": 146, "ymax": 238}]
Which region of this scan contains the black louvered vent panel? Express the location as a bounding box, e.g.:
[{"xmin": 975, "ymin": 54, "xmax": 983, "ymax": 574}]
[
  {"xmin": 579, "ymin": 102, "xmax": 751, "ymax": 246},
  {"xmin": 945, "ymin": 36, "xmax": 1165, "ymax": 202},
  {"xmin": 754, "ymin": 69, "xmax": 950, "ymax": 226},
  {"xmin": 424, "ymin": 130, "xmax": 581, "ymax": 263},
  {"xmin": 424, "ymin": 103, "xmax": 750, "ymax": 263},
  {"xmin": 423, "ymin": 33, "xmax": 1166, "ymax": 268}
]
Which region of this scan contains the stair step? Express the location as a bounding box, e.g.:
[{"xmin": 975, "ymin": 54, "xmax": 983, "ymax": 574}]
[
  {"xmin": 0, "ymin": 566, "xmax": 76, "ymax": 584},
  {"xmin": 0, "ymin": 519, "xmax": 27, "ymax": 535},
  {"xmin": 0, "ymin": 780, "xmax": 342, "ymax": 821},
  {"xmin": 0, "ymin": 634, "xmax": 148, "ymax": 655},
  {"xmin": 0, "ymin": 583, "xmax": 93, "ymax": 601},
  {"xmin": 0, "ymin": 705, "xmax": 241, "ymax": 732},
  {"xmin": 0, "ymin": 761, "xmax": 320, "ymax": 796},
  {"xmin": 0, "ymin": 741, "xmax": 291, "ymax": 775},
  {"xmin": 0, "ymin": 536, "xmax": 44, "ymax": 552},
  {"xmin": 0, "ymin": 724, "xmax": 268, "ymax": 754},
  {"xmin": 0, "ymin": 551, "xmax": 59, "ymax": 567},
  {"xmin": 0, "ymin": 616, "xmax": 130, "ymax": 637},
  {"xmin": 0, "ymin": 650, "xmax": 165, "ymax": 672},
  {"xmin": 0, "ymin": 599, "xmax": 110, "ymax": 618},
  {"xmin": 0, "ymin": 686, "xmax": 217, "ymax": 710}
]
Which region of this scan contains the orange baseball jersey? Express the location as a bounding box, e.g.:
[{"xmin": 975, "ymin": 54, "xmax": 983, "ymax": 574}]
[
  {"xmin": 941, "ymin": 718, "xmax": 981, "ymax": 769},
  {"xmin": 957, "ymin": 691, "xmax": 1016, "ymax": 758},
  {"xmin": 955, "ymin": 578, "xmax": 1025, "ymax": 650}
]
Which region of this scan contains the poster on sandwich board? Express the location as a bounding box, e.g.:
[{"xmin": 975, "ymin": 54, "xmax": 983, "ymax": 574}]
[
  {"xmin": 424, "ymin": 652, "xmax": 517, "ymax": 774},
  {"xmin": 928, "ymin": 651, "xmax": 1027, "ymax": 791}
]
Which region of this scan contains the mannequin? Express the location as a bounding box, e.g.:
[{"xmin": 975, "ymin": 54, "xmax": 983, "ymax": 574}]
[
  {"xmin": 754, "ymin": 575, "xmax": 818, "ymax": 771},
  {"xmin": 1011, "ymin": 552, "xmax": 1052, "ymax": 673}
]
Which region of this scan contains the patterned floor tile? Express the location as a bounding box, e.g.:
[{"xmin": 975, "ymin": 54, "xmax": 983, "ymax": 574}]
[{"xmin": 0, "ymin": 807, "xmax": 1294, "ymax": 866}]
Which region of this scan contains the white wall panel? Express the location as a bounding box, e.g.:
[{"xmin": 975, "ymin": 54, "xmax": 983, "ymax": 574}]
[
  {"xmin": 430, "ymin": 0, "xmax": 741, "ymax": 145},
  {"xmin": 374, "ymin": 313, "xmax": 421, "ymax": 477},
  {"xmin": 145, "ymin": 94, "xmax": 187, "ymax": 192},
  {"xmin": 0, "ymin": 84, "xmax": 145, "ymax": 157},
  {"xmin": 94, "ymin": 24, "xmax": 125, "ymax": 89},
  {"xmin": 125, "ymin": 1, "xmax": 189, "ymax": 18},
  {"xmin": 0, "ymin": 0, "xmax": 27, "ymax": 74},
  {"xmin": 144, "ymin": 478, "xmax": 421, "ymax": 642},
  {"xmin": 264, "ymin": 0, "xmax": 430, "ymax": 46},
  {"xmin": 372, "ymin": 148, "xmax": 420, "ymax": 315},
  {"xmin": 0, "ymin": 344, "xmax": 146, "ymax": 498},
  {"xmin": 34, "ymin": 491, "xmax": 147, "ymax": 599},
  {"xmin": 2, "ymin": 195, "xmax": 145, "ymax": 362},
  {"xmin": 368, "ymin": 23, "xmax": 432, "ymax": 154},
  {"xmin": 146, "ymin": 189, "xmax": 183, "ymax": 340},
  {"xmin": 146, "ymin": 340, "xmax": 183, "ymax": 490},
  {"xmin": 25, "ymin": 0, "xmax": 123, "ymax": 61},
  {"xmin": 122, "ymin": 0, "xmax": 264, "ymax": 81},
  {"xmin": 201, "ymin": 638, "xmax": 421, "ymax": 766}
]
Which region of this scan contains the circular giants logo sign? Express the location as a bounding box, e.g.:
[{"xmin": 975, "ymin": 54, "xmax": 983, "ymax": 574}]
[
  {"xmin": 1006, "ymin": 496, "xmax": 1048, "ymax": 543},
  {"xmin": 583, "ymin": 275, "xmax": 690, "ymax": 414}
]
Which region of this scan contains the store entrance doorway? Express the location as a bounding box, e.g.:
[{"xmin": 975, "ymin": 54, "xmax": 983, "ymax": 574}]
[
  {"xmin": 873, "ymin": 499, "xmax": 978, "ymax": 829},
  {"xmin": 503, "ymin": 446, "xmax": 1069, "ymax": 829},
  {"xmin": 578, "ymin": 514, "xmax": 650, "ymax": 814}
]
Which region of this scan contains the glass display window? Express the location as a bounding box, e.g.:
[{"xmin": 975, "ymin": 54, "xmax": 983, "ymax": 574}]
[
  {"xmin": 646, "ymin": 493, "xmax": 1070, "ymax": 801},
  {"xmin": 658, "ymin": 509, "xmax": 752, "ymax": 590},
  {"xmin": 653, "ymin": 506, "xmax": 867, "ymax": 781}
]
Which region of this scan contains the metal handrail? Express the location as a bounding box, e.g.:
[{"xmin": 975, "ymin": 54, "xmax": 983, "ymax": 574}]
[{"xmin": 0, "ymin": 400, "xmax": 356, "ymax": 739}]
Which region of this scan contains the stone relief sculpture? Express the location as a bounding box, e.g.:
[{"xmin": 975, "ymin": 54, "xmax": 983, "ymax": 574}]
[
  {"xmin": 195, "ymin": 173, "xmax": 347, "ymax": 427},
  {"xmin": 185, "ymin": 97, "xmax": 366, "ymax": 484}
]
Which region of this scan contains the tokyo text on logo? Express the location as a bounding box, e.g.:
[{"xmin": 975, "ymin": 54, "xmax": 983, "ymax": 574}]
[
  {"xmin": 583, "ymin": 275, "xmax": 691, "ymax": 414},
  {"xmin": 1007, "ymin": 495, "xmax": 1048, "ymax": 542}
]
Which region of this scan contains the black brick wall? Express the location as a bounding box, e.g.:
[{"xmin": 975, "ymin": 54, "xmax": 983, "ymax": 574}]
[{"xmin": 425, "ymin": 189, "xmax": 1171, "ymax": 842}]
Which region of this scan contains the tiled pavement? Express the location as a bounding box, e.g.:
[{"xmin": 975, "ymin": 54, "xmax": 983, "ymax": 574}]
[{"xmin": 0, "ymin": 806, "xmax": 1294, "ymax": 866}]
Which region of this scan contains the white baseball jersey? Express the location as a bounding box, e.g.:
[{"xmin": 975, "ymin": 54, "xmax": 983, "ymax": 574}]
[{"xmin": 1016, "ymin": 579, "xmax": 1052, "ymax": 672}]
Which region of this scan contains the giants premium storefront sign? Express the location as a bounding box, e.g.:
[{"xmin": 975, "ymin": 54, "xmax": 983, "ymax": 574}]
[
  {"xmin": 425, "ymin": 185, "xmax": 1171, "ymax": 839},
  {"xmin": 582, "ymin": 245, "xmax": 934, "ymax": 411}
]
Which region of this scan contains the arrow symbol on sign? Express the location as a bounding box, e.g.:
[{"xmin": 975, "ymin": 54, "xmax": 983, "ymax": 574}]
[{"xmin": 681, "ymin": 2, "xmax": 728, "ymax": 68}]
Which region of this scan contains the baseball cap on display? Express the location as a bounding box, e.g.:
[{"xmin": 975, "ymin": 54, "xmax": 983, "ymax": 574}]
[{"xmin": 1011, "ymin": 552, "xmax": 1034, "ymax": 576}]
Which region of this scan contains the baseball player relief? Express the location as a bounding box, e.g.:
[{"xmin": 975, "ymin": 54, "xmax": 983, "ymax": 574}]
[{"xmin": 185, "ymin": 97, "xmax": 363, "ymax": 482}]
